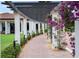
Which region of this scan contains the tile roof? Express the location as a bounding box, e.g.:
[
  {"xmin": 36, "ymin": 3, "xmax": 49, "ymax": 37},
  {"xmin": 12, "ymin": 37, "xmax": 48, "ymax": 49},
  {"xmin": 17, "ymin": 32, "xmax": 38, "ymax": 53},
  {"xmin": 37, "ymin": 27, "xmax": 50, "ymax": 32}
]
[{"xmin": 0, "ymin": 13, "xmax": 14, "ymax": 20}]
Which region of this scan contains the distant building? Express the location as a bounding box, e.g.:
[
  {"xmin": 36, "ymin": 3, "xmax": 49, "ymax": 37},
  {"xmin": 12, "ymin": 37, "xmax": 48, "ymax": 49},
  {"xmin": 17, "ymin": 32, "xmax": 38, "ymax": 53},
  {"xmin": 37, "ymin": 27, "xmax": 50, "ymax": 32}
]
[
  {"xmin": 0, "ymin": 13, "xmax": 14, "ymax": 34},
  {"xmin": 0, "ymin": 13, "xmax": 46, "ymax": 34}
]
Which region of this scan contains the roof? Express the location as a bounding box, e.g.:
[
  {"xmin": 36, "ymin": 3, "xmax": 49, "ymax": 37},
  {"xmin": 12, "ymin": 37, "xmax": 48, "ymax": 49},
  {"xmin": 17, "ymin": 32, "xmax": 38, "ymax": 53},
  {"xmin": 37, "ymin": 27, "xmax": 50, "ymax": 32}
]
[
  {"xmin": 2, "ymin": 1, "xmax": 59, "ymax": 23},
  {"xmin": 0, "ymin": 13, "xmax": 14, "ymax": 20}
]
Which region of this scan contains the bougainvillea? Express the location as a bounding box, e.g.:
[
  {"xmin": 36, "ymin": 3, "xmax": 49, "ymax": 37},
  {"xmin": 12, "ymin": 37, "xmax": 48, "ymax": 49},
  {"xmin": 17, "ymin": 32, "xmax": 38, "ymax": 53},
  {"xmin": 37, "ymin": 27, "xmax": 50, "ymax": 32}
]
[
  {"xmin": 59, "ymin": 1, "xmax": 79, "ymax": 21},
  {"xmin": 47, "ymin": 15, "xmax": 64, "ymax": 30},
  {"xmin": 56, "ymin": 23, "xmax": 64, "ymax": 30},
  {"xmin": 48, "ymin": 15, "xmax": 58, "ymax": 27},
  {"xmin": 48, "ymin": 19, "xmax": 58, "ymax": 27}
]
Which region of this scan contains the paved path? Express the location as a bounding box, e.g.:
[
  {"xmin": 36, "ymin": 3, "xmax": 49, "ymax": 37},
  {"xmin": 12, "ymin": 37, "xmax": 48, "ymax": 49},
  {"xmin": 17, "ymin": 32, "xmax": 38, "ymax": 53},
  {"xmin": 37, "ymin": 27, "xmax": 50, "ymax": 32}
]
[{"xmin": 18, "ymin": 34, "xmax": 72, "ymax": 58}]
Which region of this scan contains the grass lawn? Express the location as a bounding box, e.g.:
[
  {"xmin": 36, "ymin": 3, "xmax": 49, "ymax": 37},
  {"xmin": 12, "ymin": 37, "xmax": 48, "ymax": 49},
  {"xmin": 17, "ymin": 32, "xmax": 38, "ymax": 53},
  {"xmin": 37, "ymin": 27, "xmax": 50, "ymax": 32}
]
[
  {"xmin": 1, "ymin": 34, "xmax": 14, "ymax": 51},
  {"xmin": 1, "ymin": 33, "xmax": 24, "ymax": 51}
]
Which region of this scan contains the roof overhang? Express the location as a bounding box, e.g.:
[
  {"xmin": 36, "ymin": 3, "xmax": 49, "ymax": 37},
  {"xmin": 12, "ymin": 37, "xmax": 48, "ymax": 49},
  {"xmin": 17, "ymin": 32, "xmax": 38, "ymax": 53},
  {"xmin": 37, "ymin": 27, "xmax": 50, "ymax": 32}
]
[{"xmin": 2, "ymin": 1, "xmax": 59, "ymax": 23}]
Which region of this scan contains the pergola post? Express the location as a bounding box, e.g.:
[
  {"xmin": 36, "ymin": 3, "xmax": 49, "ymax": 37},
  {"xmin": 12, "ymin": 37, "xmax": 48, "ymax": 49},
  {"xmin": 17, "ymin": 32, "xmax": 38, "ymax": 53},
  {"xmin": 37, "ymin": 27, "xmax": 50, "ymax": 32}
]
[
  {"xmin": 52, "ymin": 27, "xmax": 58, "ymax": 48},
  {"xmin": 42, "ymin": 23, "xmax": 44, "ymax": 33},
  {"xmin": 14, "ymin": 13, "xmax": 20, "ymax": 45},
  {"xmin": 5, "ymin": 21, "xmax": 10, "ymax": 34},
  {"xmin": 21, "ymin": 20, "xmax": 23, "ymax": 33},
  {"xmin": 23, "ymin": 18, "xmax": 27, "ymax": 38},
  {"xmin": 0, "ymin": 22, "xmax": 2, "ymax": 33},
  {"xmin": 29, "ymin": 21, "xmax": 33, "ymax": 34},
  {"xmin": 33, "ymin": 22, "xmax": 36, "ymax": 34},
  {"xmin": 75, "ymin": 20, "xmax": 79, "ymax": 57},
  {"xmin": 45, "ymin": 23, "xmax": 47, "ymax": 29},
  {"xmin": 51, "ymin": 15, "xmax": 58, "ymax": 49},
  {"xmin": 38, "ymin": 23, "xmax": 41, "ymax": 33},
  {"xmin": 31, "ymin": 21, "xmax": 34, "ymax": 33}
]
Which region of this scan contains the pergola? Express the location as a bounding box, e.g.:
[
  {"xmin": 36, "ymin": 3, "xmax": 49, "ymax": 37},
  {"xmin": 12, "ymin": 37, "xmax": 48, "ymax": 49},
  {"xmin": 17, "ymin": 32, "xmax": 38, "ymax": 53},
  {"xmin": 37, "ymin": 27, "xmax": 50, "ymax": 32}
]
[
  {"xmin": 2, "ymin": 1, "xmax": 59, "ymax": 45},
  {"xmin": 3, "ymin": 1, "xmax": 59, "ymax": 23}
]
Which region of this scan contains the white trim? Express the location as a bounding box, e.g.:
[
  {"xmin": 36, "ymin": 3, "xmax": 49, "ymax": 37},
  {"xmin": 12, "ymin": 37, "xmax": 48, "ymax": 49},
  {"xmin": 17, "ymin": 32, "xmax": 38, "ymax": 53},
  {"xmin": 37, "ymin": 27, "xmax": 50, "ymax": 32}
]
[{"xmin": 65, "ymin": 47, "xmax": 72, "ymax": 53}]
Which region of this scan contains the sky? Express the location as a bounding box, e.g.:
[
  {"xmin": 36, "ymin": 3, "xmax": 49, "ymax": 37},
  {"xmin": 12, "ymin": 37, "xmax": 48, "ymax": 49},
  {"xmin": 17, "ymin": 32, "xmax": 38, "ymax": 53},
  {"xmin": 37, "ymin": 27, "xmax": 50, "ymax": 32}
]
[{"xmin": 0, "ymin": 1, "xmax": 13, "ymax": 13}]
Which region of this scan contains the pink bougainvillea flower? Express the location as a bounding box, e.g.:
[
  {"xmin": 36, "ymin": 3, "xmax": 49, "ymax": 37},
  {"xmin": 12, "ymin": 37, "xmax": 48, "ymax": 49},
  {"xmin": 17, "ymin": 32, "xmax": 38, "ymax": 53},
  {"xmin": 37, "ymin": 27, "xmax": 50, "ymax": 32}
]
[
  {"xmin": 55, "ymin": 22, "xmax": 64, "ymax": 30},
  {"xmin": 59, "ymin": 1, "xmax": 79, "ymax": 21},
  {"xmin": 48, "ymin": 19, "xmax": 58, "ymax": 27}
]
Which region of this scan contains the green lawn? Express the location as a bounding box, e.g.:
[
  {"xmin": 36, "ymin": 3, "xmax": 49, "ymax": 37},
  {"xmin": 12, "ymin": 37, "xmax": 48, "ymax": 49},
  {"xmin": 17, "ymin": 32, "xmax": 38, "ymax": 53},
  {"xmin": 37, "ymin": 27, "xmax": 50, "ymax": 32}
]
[
  {"xmin": 1, "ymin": 34, "xmax": 14, "ymax": 51},
  {"xmin": 1, "ymin": 33, "xmax": 24, "ymax": 51}
]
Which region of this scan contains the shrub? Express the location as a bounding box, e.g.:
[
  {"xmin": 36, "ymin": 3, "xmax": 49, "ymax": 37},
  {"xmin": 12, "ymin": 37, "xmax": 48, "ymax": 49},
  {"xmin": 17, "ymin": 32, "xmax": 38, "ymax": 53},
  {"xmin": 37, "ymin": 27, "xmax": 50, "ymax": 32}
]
[
  {"xmin": 15, "ymin": 44, "xmax": 21, "ymax": 57},
  {"xmin": 27, "ymin": 33, "xmax": 31, "ymax": 40},
  {"xmin": 21, "ymin": 35, "xmax": 27, "ymax": 46},
  {"xmin": 40, "ymin": 29, "xmax": 43, "ymax": 34},
  {"xmin": 36, "ymin": 31, "xmax": 39, "ymax": 35},
  {"xmin": 44, "ymin": 29, "xmax": 48, "ymax": 33},
  {"xmin": 1, "ymin": 44, "xmax": 21, "ymax": 58},
  {"xmin": 32, "ymin": 32, "xmax": 36, "ymax": 37}
]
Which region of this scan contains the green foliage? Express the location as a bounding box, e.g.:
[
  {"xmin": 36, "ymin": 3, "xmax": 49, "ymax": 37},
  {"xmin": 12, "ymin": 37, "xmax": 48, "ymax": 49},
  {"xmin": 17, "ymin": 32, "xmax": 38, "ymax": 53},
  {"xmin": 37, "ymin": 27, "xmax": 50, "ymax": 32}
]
[
  {"xmin": 40, "ymin": 29, "xmax": 43, "ymax": 34},
  {"xmin": 20, "ymin": 35, "xmax": 26, "ymax": 46},
  {"xmin": 44, "ymin": 29, "xmax": 48, "ymax": 33},
  {"xmin": 32, "ymin": 32, "xmax": 36, "ymax": 37},
  {"xmin": 27, "ymin": 33, "xmax": 31, "ymax": 40},
  {"xmin": 62, "ymin": 7, "xmax": 75, "ymax": 32},
  {"xmin": 15, "ymin": 44, "xmax": 21, "ymax": 56},
  {"xmin": 36, "ymin": 31, "xmax": 39, "ymax": 35},
  {"xmin": 1, "ymin": 44, "xmax": 21, "ymax": 58},
  {"xmin": 1, "ymin": 34, "xmax": 14, "ymax": 51}
]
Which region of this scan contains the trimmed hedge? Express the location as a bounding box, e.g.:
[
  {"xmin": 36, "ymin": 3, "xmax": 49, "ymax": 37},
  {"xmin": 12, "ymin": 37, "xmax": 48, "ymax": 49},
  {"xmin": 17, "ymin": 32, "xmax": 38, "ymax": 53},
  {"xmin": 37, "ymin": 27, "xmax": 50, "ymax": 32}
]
[{"xmin": 1, "ymin": 44, "xmax": 21, "ymax": 58}]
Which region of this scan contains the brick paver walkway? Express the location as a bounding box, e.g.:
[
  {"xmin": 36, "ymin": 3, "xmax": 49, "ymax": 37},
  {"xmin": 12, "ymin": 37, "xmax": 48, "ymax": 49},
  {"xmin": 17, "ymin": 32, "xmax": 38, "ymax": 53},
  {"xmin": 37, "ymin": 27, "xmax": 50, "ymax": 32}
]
[{"xmin": 18, "ymin": 34, "xmax": 72, "ymax": 58}]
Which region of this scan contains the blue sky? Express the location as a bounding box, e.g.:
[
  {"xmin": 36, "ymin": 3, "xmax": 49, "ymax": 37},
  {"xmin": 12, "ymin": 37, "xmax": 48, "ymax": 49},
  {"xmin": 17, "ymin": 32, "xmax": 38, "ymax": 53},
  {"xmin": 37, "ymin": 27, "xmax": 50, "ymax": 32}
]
[{"xmin": 0, "ymin": 1, "xmax": 13, "ymax": 13}]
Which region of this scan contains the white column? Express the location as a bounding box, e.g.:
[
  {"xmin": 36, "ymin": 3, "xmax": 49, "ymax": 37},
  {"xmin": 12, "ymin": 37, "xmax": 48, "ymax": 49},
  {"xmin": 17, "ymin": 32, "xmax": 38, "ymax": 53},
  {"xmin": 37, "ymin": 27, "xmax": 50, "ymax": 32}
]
[
  {"xmin": 75, "ymin": 20, "xmax": 79, "ymax": 57},
  {"xmin": 0, "ymin": 22, "xmax": 2, "ymax": 33},
  {"xmin": 8, "ymin": 22, "xmax": 10, "ymax": 34},
  {"xmin": 21, "ymin": 20, "xmax": 23, "ymax": 33},
  {"xmin": 15, "ymin": 13, "xmax": 20, "ymax": 45},
  {"xmin": 23, "ymin": 18, "xmax": 27, "ymax": 38},
  {"xmin": 31, "ymin": 21, "xmax": 34, "ymax": 32},
  {"xmin": 51, "ymin": 16, "xmax": 58, "ymax": 49},
  {"xmin": 45, "ymin": 23, "xmax": 47, "ymax": 29},
  {"xmin": 5, "ymin": 21, "xmax": 10, "ymax": 34},
  {"xmin": 33, "ymin": 22, "xmax": 36, "ymax": 33},
  {"xmin": 52, "ymin": 27, "xmax": 58, "ymax": 48},
  {"xmin": 38, "ymin": 23, "xmax": 41, "ymax": 33},
  {"xmin": 42, "ymin": 23, "xmax": 44, "ymax": 33},
  {"xmin": 5, "ymin": 21, "xmax": 7, "ymax": 34},
  {"xmin": 29, "ymin": 21, "xmax": 33, "ymax": 34}
]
